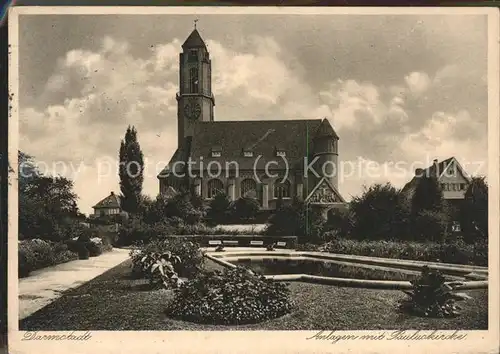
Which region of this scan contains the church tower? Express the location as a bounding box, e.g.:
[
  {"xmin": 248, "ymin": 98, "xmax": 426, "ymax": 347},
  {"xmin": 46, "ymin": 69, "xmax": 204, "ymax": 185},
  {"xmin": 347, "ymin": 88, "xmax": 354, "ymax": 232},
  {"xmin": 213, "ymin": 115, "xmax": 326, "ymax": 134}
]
[
  {"xmin": 176, "ymin": 25, "xmax": 215, "ymax": 149},
  {"xmin": 312, "ymin": 119, "xmax": 339, "ymax": 189}
]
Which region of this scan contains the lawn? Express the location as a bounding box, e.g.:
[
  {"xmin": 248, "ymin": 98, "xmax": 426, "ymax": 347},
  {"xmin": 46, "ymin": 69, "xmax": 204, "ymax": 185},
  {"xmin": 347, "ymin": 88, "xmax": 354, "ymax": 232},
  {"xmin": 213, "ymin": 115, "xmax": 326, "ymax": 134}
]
[{"xmin": 20, "ymin": 259, "xmax": 488, "ymax": 331}]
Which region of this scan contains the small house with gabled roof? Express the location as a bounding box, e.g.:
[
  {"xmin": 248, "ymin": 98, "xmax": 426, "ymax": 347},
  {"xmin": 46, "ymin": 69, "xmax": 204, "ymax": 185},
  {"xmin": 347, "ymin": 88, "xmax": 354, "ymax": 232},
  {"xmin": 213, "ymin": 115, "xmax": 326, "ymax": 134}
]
[
  {"xmin": 402, "ymin": 157, "xmax": 472, "ymax": 232},
  {"xmin": 91, "ymin": 191, "xmax": 122, "ymax": 217},
  {"xmin": 402, "ymin": 157, "xmax": 472, "ymax": 201}
]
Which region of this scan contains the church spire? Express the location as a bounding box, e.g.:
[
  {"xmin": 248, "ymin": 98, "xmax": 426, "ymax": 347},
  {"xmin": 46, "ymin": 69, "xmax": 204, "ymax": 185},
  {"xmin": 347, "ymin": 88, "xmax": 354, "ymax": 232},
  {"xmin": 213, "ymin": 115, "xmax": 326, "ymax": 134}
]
[{"xmin": 182, "ymin": 23, "xmax": 207, "ymax": 49}]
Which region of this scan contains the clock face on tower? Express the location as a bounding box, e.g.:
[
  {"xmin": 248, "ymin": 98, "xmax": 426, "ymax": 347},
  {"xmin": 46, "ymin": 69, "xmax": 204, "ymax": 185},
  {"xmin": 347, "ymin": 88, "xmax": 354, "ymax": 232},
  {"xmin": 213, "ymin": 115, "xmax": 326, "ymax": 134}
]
[{"xmin": 184, "ymin": 99, "xmax": 202, "ymax": 120}]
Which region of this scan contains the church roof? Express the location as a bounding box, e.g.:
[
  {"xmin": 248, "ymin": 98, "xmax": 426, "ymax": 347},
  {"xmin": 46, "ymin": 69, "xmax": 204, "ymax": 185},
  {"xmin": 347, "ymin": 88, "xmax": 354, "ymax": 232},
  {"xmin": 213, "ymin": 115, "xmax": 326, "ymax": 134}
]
[
  {"xmin": 93, "ymin": 192, "xmax": 121, "ymax": 209},
  {"xmin": 158, "ymin": 118, "xmax": 339, "ymax": 177},
  {"xmin": 182, "ymin": 29, "xmax": 207, "ymax": 49},
  {"xmin": 315, "ymin": 118, "xmax": 339, "ymax": 139}
]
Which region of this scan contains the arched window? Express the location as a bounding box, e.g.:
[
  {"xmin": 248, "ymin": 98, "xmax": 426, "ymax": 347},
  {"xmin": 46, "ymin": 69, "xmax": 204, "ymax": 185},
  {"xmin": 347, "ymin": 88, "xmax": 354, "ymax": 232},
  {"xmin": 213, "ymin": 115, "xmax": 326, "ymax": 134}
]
[
  {"xmin": 207, "ymin": 179, "xmax": 224, "ymax": 199},
  {"xmin": 189, "ymin": 67, "xmax": 199, "ymax": 93},
  {"xmin": 274, "ymin": 179, "xmax": 291, "ymax": 199},
  {"xmin": 241, "ymin": 178, "xmax": 257, "ymax": 199}
]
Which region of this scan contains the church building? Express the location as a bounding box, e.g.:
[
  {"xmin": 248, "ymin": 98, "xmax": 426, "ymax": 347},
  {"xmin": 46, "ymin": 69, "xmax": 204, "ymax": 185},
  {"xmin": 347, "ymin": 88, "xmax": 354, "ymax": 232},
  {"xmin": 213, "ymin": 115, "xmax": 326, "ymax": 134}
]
[{"xmin": 158, "ymin": 26, "xmax": 346, "ymax": 211}]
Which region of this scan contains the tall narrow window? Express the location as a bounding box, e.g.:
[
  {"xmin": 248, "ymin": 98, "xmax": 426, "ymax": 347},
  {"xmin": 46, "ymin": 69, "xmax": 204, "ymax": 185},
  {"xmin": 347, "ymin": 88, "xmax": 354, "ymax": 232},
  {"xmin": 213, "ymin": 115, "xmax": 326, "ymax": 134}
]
[
  {"xmin": 241, "ymin": 179, "xmax": 257, "ymax": 199},
  {"xmin": 274, "ymin": 180, "xmax": 291, "ymax": 198},
  {"xmin": 189, "ymin": 67, "xmax": 199, "ymax": 93},
  {"xmin": 207, "ymin": 179, "xmax": 224, "ymax": 199}
]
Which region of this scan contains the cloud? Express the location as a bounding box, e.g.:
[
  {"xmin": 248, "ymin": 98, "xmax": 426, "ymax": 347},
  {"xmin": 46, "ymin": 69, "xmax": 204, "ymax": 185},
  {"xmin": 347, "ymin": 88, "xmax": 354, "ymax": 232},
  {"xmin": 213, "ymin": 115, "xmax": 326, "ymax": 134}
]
[
  {"xmin": 404, "ymin": 71, "xmax": 431, "ymax": 96},
  {"xmin": 19, "ymin": 33, "xmax": 487, "ymax": 213}
]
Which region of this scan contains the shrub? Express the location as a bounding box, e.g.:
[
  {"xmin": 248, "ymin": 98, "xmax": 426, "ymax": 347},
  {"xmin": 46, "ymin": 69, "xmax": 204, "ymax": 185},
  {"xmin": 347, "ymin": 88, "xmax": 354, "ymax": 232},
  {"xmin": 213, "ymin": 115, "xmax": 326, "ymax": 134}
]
[
  {"xmin": 473, "ymin": 238, "xmax": 488, "ymax": 266},
  {"xmin": 230, "ymin": 197, "xmax": 260, "ymax": 222},
  {"xmin": 78, "ymin": 246, "xmax": 90, "ymax": 260},
  {"xmin": 53, "ymin": 249, "xmax": 79, "ymax": 265},
  {"xmin": 265, "ymin": 198, "xmax": 325, "ymax": 244},
  {"xmin": 349, "ymin": 183, "xmax": 411, "ymax": 241},
  {"xmin": 206, "ymin": 193, "xmax": 231, "ymax": 226},
  {"xmin": 18, "ymin": 239, "xmax": 79, "ymax": 277},
  {"xmin": 412, "ymin": 210, "xmax": 449, "ymax": 243},
  {"xmin": 118, "ymin": 218, "xmax": 176, "ymax": 246},
  {"xmin": 439, "ymin": 237, "xmax": 474, "ymax": 265},
  {"xmin": 130, "ymin": 250, "xmax": 184, "ymax": 289},
  {"xmin": 86, "ymin": 241, "xmax": 102, "ymax": 257},
  {"xmin": 164, "ymin": 192, "xmax": 203, "ymax": 225},
  {"xmin": 323, "ymin": 208, "xmax": 354, "ymax": 240},
  {"xmin": 319, "ymin": 239, "xmax": 478, "ymax": 265},
  {"xmin": 135, "ymin": 238, "xmax": 204, "ymax": 278},
  {"xmin": 166, "ymin": 267, "xmax": 293, "ymax": 325},
  {"xmin": 399, "ymin": 266, "xmax": 472, "ymax": 318},
  {"xmin": 460, "ymin": 176, "xmax": 488, "ymax": 243}
]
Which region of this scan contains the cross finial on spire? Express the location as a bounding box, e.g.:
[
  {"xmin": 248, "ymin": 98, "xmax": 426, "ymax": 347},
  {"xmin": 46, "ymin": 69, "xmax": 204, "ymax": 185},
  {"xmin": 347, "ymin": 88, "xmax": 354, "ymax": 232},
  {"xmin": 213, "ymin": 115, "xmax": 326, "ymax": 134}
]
[{"xmin": 194, "ymin": 19, "xmax": 199, "ymax": 29}]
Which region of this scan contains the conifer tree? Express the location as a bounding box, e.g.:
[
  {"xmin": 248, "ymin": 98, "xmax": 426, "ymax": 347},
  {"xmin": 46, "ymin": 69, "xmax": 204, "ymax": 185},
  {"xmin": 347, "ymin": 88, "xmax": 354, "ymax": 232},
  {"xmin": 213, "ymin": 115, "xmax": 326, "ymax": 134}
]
[{"xmin": 119, "ymin": 126, "xmax": 144, "ymax": 214}]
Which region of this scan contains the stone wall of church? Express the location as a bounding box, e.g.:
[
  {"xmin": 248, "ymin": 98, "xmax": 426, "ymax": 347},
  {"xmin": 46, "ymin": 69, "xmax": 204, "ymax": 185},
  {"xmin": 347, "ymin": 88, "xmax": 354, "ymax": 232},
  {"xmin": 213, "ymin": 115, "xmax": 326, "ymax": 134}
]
[{"xmin": 188, "ymin": 169, "xmax": 305, "ymax": 210}]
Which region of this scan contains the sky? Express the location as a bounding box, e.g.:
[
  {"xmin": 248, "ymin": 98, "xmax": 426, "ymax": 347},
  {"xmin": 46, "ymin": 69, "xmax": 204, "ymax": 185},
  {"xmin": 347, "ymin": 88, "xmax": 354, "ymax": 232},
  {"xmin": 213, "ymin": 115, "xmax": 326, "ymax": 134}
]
[{"xmin": 17, "ymin": 13, "xmax": 489, "ymax": 215}]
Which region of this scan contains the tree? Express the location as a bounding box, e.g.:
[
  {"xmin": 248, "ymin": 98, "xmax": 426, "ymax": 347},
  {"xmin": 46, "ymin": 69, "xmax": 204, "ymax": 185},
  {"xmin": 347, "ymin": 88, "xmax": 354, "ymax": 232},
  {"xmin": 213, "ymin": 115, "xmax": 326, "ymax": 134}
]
[
  {"xmin": 141, "ymin": 194, "xmax": 168, "ymax": 225},
  {"xmin": 324, "ymin": 207, "xmax": 354, "ymax": 239},
  {"xmin": 411, "ymin": 175, "xmax": 444, "ymax": 214},
  {"xmin": 164, "ymin": 191, "xmax": 203, "ymax": 225},
  {"xmin": 119, "ymin": 126, "xmax": 144, "ymax": 214},
  {"xmin": 460, "ymin": 176, "xmax": 488, "ymax": 243},
  {"xmin": 349, "ymin": 183, "xmax": 411, "ymax": 241},
  {"xmin": 207, "ymin": 193, "xmax": 231, "ymax": 225},
  {"xmin": 265, "ymin": 198, "xmax": 324, "ymax": 244},
  {"xmin": 18, "ymin": 151, "xmax": 39, "ymax": 192},
  {"xmin": 410, "ymin": 175, "xmax": 448, "ymax": 241},
  {"xmin": 230, "ymin": 197, "xmax": 260, "ymax": 222},
  {"xmin": 18, "ymin": 152, "xmax": 81, "ymax": 241}
]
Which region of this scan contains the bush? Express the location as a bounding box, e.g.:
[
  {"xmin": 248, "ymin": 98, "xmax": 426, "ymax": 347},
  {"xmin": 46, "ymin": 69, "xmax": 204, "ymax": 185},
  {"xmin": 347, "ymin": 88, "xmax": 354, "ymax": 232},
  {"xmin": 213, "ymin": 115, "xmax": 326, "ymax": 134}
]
[
  {"xmin": 473, "ymin": 238, "xmax": 488, "ymax": 266},
  {"xmin": 164, "ymin": 192, "xmax": 204, "ymax": 225},
  {"xmin": 166, "ymin": 267, "xmax": 293, "ymax": 325},
  {"xmin": 439, "ymin": 237, "xmax": 474, "ymax": 265},
  {"xmin": 78, "ymin": 245, "xmax": 90, "ymax": 260},
  {"xmin": 18, "ymin": 239, "xmax": 79, "ymax": 277},
  {"xmin": 118, "ymin": 218, "xmax": 176, "ymax": 246},
  {"xmin": 230, "ymin": 197, "xmax": 260, "ymax": 222},
  {"xmin": 135, "ymin": 238, "xmax": 204, "ymax": 278},
  {"xmin": 86, "ymin": 241, "xmax": 103, "ymax": 257},
  {"xmin": 399, "ymin": 266, "xmax": 472, "ymax": 318},
  {"xmin": 318, "ymin": 239, "xmax": 478, "ymax": 265},
  {"xmin": 206, "ymin": 193, "xmax": 231, "ymax": 226},
  {"xmin": 323, "ymin": 208, "xmax": 354, "ymax": 240},
  {"xmin": 349, "ymin": 183, "xmax": 411, "ymax": 241},
  {"xmin": 130, "ymin": 250, "xmax": 184, "ymax": 289},
  {"xmin": 265, "ymin": 198, "xmax": 325, "ymax": 244},
  {"xmin": 412, "ymin": 210, "xmax": 449, "ymax": 242}
]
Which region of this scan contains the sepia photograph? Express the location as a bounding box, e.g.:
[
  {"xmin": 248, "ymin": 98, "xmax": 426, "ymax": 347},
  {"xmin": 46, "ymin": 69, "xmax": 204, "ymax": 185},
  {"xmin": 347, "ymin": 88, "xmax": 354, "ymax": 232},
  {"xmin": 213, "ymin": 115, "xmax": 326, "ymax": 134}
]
[{"xmin": 7, "ymin": 6, "xmax": 499, "ymax": 354}]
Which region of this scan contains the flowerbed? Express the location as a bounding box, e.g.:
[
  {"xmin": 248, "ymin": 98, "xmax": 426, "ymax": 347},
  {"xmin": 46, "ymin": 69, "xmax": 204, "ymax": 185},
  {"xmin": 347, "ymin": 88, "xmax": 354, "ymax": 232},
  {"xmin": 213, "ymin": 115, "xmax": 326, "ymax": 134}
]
[
  {"xmin": 297, "ymin": 239, "xmax": 487, "ymax": 266},
  {"xmin": 166, "ymin": 267, "xmax": 293, "ymax": 325}
]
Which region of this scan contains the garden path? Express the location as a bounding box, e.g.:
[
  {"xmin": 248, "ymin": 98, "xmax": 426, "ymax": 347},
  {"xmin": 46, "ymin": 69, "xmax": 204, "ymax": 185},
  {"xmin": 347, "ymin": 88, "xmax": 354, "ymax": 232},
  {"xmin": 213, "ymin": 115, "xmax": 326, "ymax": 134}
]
[{"xmin": 18, "ymin": 248, "xmax": 130, "ymax": 320}]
